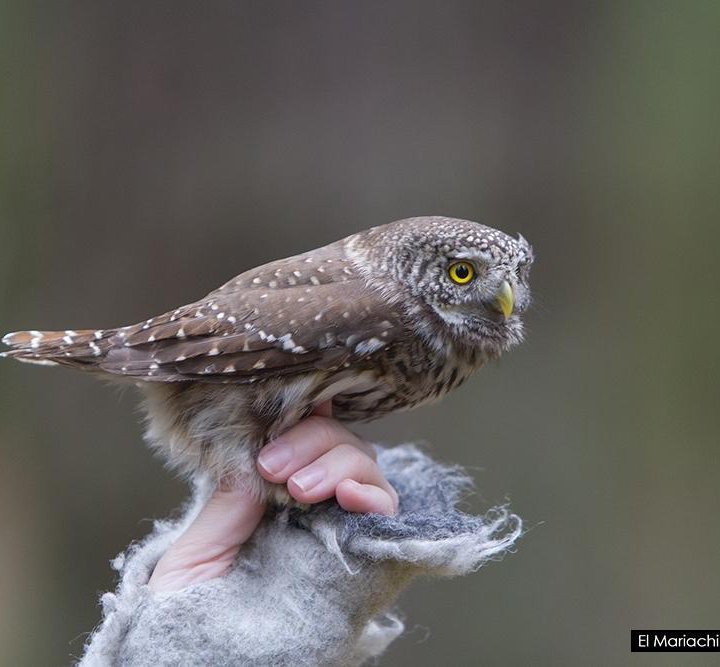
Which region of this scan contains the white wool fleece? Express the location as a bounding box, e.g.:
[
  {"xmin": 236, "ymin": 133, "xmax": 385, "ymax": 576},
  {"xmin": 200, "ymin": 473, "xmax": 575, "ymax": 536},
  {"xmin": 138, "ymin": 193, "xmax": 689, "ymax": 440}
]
[{"xmin": 79, "ymin": 445, "xmax": 522, "ymax": 666}]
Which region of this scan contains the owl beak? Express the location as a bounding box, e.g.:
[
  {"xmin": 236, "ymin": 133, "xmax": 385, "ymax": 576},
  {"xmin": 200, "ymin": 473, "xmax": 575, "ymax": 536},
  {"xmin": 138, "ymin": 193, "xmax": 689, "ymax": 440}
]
[{"xmin": 493, "ymin": 280, "xmax": 514, "ymax": 319}]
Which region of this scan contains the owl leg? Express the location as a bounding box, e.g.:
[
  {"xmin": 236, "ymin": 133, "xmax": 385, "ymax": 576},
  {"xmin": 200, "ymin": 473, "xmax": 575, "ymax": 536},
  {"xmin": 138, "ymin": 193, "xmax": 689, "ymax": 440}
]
[
  {"xmin": 248, "ymin": 382, "xmax": 321, "ymax": 508},
  {"xmin": 139, "ymin": 381, "xmax": 320, "ymax": 506},
  {"xmin": 139, "ymin": 383, "xmax": 257, "ymax": 488}
]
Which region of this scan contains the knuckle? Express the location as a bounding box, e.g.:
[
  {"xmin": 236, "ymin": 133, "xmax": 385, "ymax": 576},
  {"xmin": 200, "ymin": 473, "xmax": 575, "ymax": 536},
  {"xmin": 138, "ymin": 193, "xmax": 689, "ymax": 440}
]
[
  {"xmin": 304, "ymin": 415, "xmax": 339, "ymax": 449},
  {"xmin": 353, "ymin": 438, "xmax": 377, "ymax": 460},
  {"xmin": 335, "ymin": 443, "xmax": 368, "ymax": 468}
]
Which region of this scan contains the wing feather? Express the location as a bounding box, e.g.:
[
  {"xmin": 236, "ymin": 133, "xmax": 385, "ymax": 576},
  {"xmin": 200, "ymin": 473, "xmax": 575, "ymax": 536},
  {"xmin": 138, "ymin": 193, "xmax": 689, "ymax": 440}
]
[{"xmin": 96, "ymin": 244, "xmax": 403, "ymax": 382}]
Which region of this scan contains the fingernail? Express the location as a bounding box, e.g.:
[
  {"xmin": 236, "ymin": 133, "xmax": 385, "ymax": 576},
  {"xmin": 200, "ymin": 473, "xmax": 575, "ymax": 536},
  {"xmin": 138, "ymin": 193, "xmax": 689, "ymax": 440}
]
[
  {"xmin": 290, "ymin": 466, "xmax": 325, "ymax": 493},
  {"xmin": 257, "ymin": 442, "xmax": 293, "ymax": 475}
]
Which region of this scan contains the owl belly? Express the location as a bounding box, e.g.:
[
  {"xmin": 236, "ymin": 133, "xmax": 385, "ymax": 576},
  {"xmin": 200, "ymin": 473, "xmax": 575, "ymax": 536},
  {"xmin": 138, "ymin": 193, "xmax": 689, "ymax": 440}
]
[
  {"xmin": 138, "ymin": 369, "xmax": 379, "ymax": 498},
  {"xmin": 138, "ymin": 346, "xmax": 478, "ymax": 502}
]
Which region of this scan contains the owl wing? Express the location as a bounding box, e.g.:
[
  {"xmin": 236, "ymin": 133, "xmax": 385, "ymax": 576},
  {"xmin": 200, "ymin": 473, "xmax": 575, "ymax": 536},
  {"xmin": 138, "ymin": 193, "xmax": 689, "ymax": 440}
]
[{"xmin": 89, "ymin": 243, "xmax": 404, "ymax": 382}]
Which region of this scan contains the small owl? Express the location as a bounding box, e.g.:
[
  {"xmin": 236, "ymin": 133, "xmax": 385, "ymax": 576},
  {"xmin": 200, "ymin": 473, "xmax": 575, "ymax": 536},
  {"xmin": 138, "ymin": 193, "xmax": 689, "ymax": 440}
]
[{"xmin": 2, "ymin": 216, "xmax": 533, "ymax": 503}]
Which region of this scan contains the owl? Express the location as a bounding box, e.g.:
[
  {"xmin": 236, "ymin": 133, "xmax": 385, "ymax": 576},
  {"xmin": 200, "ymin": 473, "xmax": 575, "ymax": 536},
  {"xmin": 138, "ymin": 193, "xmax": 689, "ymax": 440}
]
[{"xmin": 2, "ymin": 216, "xmax": 533, "ymax": 503}]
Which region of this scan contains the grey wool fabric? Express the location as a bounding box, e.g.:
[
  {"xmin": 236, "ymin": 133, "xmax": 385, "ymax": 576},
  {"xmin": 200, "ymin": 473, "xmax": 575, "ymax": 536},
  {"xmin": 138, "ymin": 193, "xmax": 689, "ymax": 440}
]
[{"xmin": 80, "ymin": 445, "xmax": 522, "ymax": 666}]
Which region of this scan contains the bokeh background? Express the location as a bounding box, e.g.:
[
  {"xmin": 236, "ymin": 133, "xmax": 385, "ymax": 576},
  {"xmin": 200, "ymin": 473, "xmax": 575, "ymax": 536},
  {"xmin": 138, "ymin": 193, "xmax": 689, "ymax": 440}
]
[{"xmin": 1, "ymin": 1, "xmax": 719, "ymax": 665}]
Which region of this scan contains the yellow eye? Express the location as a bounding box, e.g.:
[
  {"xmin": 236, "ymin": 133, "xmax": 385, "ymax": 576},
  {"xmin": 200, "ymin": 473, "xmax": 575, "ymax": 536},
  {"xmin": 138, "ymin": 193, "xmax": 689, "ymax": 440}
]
[{"xmin": 448, "ymin": 261, "xmax": 475, "ymax": 285}]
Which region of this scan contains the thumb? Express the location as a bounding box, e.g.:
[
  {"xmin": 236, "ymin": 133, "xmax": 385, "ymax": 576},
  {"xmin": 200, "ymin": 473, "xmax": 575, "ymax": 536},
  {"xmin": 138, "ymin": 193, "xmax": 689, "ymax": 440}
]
[{"xmin": 148, "ymin": 485, "xmax": 265, "ymax": 593}]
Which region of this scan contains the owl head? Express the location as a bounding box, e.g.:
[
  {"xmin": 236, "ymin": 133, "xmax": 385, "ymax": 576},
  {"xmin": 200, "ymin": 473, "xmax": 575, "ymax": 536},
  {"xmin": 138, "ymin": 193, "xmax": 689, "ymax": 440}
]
[{"xmin": 351, "ymin": 216, "xmax": 534, "ymax": 353}]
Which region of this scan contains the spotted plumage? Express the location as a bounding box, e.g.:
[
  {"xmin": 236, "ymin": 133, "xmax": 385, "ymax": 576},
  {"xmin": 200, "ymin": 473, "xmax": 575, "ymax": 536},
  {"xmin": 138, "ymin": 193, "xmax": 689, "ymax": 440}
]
[{"xmin": 1, "ymin": 216, "xmax": 533, "ymax": 503}]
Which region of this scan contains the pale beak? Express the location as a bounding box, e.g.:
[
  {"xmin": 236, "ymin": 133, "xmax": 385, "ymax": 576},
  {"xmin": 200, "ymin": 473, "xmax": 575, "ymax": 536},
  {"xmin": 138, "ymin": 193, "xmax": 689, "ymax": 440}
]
[{"xmin": 493, "ymin": 280, "xmax": 514, "ymax": 319}]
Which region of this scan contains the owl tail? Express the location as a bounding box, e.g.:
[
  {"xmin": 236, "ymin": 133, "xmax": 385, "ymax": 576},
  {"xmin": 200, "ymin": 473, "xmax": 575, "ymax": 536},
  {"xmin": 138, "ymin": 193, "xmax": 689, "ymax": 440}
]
[{"xmin": 1, "ymin": 328, "xmax": 114, "ymax": 368}]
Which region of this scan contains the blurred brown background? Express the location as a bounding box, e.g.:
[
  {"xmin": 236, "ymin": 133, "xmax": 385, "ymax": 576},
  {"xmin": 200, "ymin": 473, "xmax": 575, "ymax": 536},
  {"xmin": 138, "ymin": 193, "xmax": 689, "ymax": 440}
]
[{"xmin": 1, "ymin": 1, "xmax": 719, "ymax": 665}]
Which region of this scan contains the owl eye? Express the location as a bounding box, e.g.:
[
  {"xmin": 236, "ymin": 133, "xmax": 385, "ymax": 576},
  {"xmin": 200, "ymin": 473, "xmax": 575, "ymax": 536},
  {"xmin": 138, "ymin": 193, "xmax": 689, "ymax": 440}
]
[{"xmin": 448, "ymin": 261, "xmax": 476, "ymax": 285}]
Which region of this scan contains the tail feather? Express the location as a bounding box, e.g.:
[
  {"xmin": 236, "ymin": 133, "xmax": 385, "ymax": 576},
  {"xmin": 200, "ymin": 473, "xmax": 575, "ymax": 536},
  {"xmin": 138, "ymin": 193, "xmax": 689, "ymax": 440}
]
[{"xmin": 1, "ymin": 328, "xmax": 115, "ymax": 367}]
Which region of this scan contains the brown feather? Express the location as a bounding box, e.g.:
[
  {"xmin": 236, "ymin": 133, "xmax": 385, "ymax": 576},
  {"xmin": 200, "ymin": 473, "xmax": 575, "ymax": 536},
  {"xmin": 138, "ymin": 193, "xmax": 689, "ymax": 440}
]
[{"xmin": 3, "ymin": 240, "xmax": 402, "ymax": 382}]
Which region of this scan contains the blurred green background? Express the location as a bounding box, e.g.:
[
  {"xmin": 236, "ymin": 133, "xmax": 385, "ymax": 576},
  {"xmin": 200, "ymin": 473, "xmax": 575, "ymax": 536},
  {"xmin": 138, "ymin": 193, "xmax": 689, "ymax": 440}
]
[{"xmin": 1, "ymin": 1, "xmax": 719, "ymax": 665}]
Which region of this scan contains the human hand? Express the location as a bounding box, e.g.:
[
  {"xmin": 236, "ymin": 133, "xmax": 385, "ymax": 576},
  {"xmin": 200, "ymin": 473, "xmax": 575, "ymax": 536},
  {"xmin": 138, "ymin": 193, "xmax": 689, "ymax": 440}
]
[{"xmin": 148, "ymin": 402, "xmax": 398, "ymax": 593}]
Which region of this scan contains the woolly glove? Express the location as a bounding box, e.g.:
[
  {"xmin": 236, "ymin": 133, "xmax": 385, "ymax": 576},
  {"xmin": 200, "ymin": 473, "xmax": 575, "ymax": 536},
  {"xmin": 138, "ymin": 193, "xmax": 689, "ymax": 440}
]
[{"xmin": 80, "ymin": 444, "xmax": 521, "ymax": 666}]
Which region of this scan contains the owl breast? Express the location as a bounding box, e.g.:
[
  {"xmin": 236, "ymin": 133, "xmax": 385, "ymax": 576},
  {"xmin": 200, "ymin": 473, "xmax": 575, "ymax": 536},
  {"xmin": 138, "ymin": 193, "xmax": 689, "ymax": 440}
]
[{"xmin": 331, "ymin": 338, "xmax": 481, "ymax": 421}]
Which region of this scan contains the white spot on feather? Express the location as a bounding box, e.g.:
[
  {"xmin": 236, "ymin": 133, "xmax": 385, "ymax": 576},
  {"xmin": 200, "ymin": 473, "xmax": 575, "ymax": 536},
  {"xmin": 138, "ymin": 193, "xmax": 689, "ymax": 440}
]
[
  {"xmin": 279, "ymin": 334, "xmax": 296, "ymax": 351},
  {"xmin": 355, "ymin": 337, "xmax": 385, "ymax": 355}
]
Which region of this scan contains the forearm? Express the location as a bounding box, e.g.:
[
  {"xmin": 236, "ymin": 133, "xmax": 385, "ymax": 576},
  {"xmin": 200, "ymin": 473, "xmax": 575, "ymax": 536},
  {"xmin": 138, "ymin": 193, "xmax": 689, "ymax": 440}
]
[{"xmin": 80, "ymin": 445, "xmax": 521, "ymax": 666}]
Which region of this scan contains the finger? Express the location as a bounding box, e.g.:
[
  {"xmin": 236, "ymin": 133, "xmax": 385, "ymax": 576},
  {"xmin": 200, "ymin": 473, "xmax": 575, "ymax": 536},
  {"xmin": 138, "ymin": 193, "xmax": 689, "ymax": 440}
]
[
  {"xmin": 257, "ymin": 416, "xmax": 376, "ymax": 482},
  {"xmin": 148, "ymin": 486, "xmax": 265, "ymax": 593},
  {"xmin": 286, "ymin": 443, "xmax": 398, "ymax": 507},
  {"xmin": 336, "ymin": 479, "xmax": 397, "ymax": 516}
]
